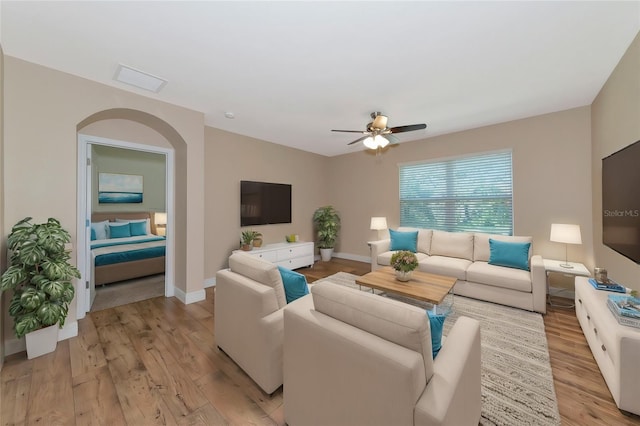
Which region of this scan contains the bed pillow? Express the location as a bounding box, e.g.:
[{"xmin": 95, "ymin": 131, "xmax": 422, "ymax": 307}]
[
  {"xmin": 91, "ymin": 220, "xmax": 109, "ymax": 240},
  {"xmin": 116, "ymin": 218, "xmax": 151, "ymax": 235},
  {"xmin": 389, "ymin": 229, "xmax": 418, "ymax": 252},
  {"xmin": 90, "ymin": 228, "xmax": 97, "ymax": 241},
  {"xmin": 109, "ymin": 222, "xmax": 131, "ymax": 239},
  {"xmin": 129, "ymin": 221, "xmax": 147, "ymax": 236},
  {"xmin": 488, "ymin": 238, "xmax": 531, "ymax": 271}
]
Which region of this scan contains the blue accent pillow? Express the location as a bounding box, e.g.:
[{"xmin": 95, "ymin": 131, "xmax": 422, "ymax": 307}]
[
  {"xmin": 277, "ymin": 266, "xmax": 310, "ymax": 303},
  {"xmin": 109, "ymin": 223, "xmax": 131, "ymax": 239},
  {"xmin": 130, "ymin": 221, "xmax": 147, "ymax": 236},
  {"xmin": 91, "ymin": 220, "xmax": 108, "ymax": 240},
  {"xmin": 488, "ymin": 238, "xmax": 531, "ymax": 271},
  {"xmin": 90, "ymin": 228, "xmax": 97, "ymax": 241},
  {"xmin": 427, "ymin": 310, "xmax": 447, "ymax": 358},
  {"xmin": 389, "ymin": 229, "xmax": 418, "ymax": 252}
]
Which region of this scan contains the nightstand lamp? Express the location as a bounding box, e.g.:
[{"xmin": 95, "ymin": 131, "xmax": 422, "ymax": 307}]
[
  {"xmin": 155, "ymin": 212, "xmax": 167, "ymax": 236},
  {"xmin": 370, "ymin": 217, "xmax": 388, "ymax": 240},
  {"xmin": 550, "ymin": 223, "xmax": 582, "ymax": 268}
]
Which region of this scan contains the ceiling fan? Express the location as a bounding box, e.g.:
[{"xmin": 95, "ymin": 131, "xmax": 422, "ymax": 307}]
[{"xmin": 332, "ymin": 112, "xmax": 427, "ymax": 149}]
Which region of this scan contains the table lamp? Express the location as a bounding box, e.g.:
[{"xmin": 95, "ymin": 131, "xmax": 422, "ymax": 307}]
[
  {"xmin": 155, "ymin": 212, "xmax": 167, "ymax": 236},
  {"xmin": 550, "ymin": 223, "xmax": 582, "ymax": 268},
  {"xmin": 370, "ymin": 217, "xmax": 388, "ymax": 240}
]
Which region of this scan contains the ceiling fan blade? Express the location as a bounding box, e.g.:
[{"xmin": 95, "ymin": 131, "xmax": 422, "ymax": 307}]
[
  {"xmin": 347, "ymin": 135, "xmax": 371, "ymax": 146},
  {"xmin": 385, "ymin": 134, "xmax": 400, "ymax": 144},
  {"xmin": 332, "ymin": 129, "xmax": 367, "ymax": 133},
  {"xmin": 389, "ymin": 124, "xmax": 427, "ymax": 133}
]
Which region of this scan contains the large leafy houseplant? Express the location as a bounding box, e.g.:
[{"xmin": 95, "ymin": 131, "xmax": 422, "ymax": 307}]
[
  {"xmin": 0, "ymin": 217, "xmax": 79, "ymax": 339},
  {"xmin": 312, "ymin": 206, "xmax": 341, "ymax": 249}
]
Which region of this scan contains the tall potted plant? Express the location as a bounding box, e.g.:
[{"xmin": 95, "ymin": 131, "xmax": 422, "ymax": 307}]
[
  {"xmin": 0, "ymin": 217, "xmax": 80, "ymax": 359},
  {"xmin": 312, "ymin": 206, "xmax": 341, "ymax": 262}
]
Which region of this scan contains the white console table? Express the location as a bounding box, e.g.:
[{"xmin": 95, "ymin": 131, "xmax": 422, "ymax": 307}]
[
  {"xmin": 574, "ymin": 277, "xmax": 640, "ymax": 415},
  {"xmin": 235, "ymin": 241, "xmax": 314, "ymax": 270}
]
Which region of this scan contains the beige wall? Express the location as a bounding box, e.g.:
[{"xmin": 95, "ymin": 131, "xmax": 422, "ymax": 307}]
[
  {"xmin": 91, "ymin": 144, "xmax": 166, "ymax": 213},
  {"xmin": 0, "ymin": 45, "xmax": 5, "ymax": 369},
  {"xmin": 3, "ymin": 57, "xmax": 205, "ymax": 347},
  {"xmin": 592, "ymin": 32, "xmax": 640, "ymax": 292},
  {"xmin": 204, "ymin": 127, "xmax": 329, "ymax": 277},
  {"xmin": 328, "ymin": 107, "xmax": 594, "ymax": 280}
]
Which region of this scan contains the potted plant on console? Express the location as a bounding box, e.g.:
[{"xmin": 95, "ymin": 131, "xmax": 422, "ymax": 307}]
[
  {"xmin": 312, "ymin": 205, "xmax": 341, "ymax": 262},
  {"xmin": 0, "ymin": 217, "xmax": 80, "ymax": 359},
  {"xmin": 391, "ymin": 250, "xmax": 418, "ymax": 282},
  {"xmin": 240, "ymin": 230, "xmax": 261, "ymax": 251}
]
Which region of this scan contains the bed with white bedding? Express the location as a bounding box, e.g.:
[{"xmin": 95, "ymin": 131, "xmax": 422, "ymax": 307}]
[{"xmin": 90, "ymin": 212, "xmax": 166, "ymax": 285}]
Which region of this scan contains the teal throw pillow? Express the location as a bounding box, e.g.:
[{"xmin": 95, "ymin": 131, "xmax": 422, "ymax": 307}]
[
  {"xmin": 90, "ymin": 228, "xmax": 97, "ymax": 241},
  {"xmin": 488, "ymin": 239, "xmax": 531, "ymax": 271},
  {"xmin": 389, "ymin": 229, "xmax": 418, "ymax": 252},
  {"xmin": 109, "ymin": 223, "xmax": 131, "ymax": 239},
  {"xmin": 130, "ymin": 221, "xmax": 147, "ymax": 236},
  {"xmin": 427, "ymin": 310, "xmax": 447, "ymax": 358},
  {"xmin": 277, "ymin": 266, "xmax": 310, "ymax": 303}
]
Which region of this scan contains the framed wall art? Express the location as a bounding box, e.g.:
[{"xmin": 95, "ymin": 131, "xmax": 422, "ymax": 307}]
[{"xmin": 98, "ymin": 173, "xmax": 143, "ymax": 203}]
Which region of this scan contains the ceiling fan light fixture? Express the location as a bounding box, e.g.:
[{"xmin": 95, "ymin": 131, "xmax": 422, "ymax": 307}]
[
  {"xmin": 374, "ymin": 135, "xmax": 389, "ymax": 148},
  {"xmin": 363, "ymin": 136, "xmax": 377, "ymax": 149}
]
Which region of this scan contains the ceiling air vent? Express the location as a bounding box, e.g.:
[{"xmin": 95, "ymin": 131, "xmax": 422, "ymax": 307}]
[{"xmin": 114, "ymin": 64, "xmax": 167, "ymax": 93}]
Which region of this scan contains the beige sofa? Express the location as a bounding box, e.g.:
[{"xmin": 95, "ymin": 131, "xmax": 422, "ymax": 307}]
[
  {"xmin": 283, "ymin": 281, "xmax": 482, "ymax": 426},
  {"xmin": 370, "ymin": 228, "xmax": 547, "ymax": 313},
  {"xmin": 214, "ymin": 252, "xmax": 292, "ymax": 394}
]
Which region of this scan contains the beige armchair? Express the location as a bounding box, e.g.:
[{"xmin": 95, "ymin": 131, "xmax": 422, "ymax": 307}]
[
  {"xmin": 214, "ymin": 252, "xmax": 290, "ymax": 394},
  {"xmin": 283, "ymin": 281, "xmax": 482, "ymax": 426}
]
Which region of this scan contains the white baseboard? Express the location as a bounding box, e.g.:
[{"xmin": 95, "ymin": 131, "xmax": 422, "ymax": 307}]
[
  {"xmin": 332, "ymin": 252, "xmax": 371, "ymax": 264},
  {"xmin": 204, "ymin": 277, "xmax": 216, "ymax": 288},
  {"xmin": 4, "ymin": 321, "xmax": 78, "ymax": 356},
  {"xmin": 174, "ymin": 286, "xmax": 207, "ymax": 304}
]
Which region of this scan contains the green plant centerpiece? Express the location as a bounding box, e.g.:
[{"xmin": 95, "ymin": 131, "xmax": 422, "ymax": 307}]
[
  {"xmin": 312, "ymin": 206, "xmax": 341, "ymax": 261},
  {"xmin": 240, "ymin": 230, "xmax": 261, "ymax": 251},
  {"xmin": 0, "ymin": 217, "xmax": 80, "ymax": 339},
  {"xmin": 390, "ymin": 250, "xmax": 418, "ymax": 282}
]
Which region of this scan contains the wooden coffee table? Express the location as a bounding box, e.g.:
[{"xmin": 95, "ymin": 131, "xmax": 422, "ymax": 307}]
[{"xmin": 355, "ymin": 267, "xmax": 457, "ymax": 306}]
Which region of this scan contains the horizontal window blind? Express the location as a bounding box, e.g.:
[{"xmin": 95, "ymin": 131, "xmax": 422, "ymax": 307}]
[{"xmin": 399, "ymin": 151, "xmax": 513, "ymax": 235}]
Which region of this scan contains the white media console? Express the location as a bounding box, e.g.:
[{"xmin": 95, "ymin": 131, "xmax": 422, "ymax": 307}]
[{"xmin": 235, "ymin": 241, "xmax": 314, "ymax": 270}]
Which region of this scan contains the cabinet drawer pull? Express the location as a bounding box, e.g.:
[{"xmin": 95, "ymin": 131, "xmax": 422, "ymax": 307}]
[
  {"xmin": 601, "ymin": 344, "xmax": 606, "ymax": 352},
  {"xmin": 594, "ymin": 327, "xmax": 598, "ymax": 335},
  {"xmin": 587, "ymin": 315, "xmax": 591, "ymax": 320},
  {"xmin": 579, "ymin": 299, "xmax": 583, "ymax": 305}
]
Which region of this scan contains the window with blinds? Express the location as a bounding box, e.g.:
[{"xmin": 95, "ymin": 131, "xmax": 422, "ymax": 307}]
[{"xmin": 399, "ymin": 150, "xmax": 513, "ymax": 235}]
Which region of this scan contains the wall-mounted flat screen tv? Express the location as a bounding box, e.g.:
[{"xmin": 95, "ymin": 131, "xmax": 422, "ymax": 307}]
[
  {"xmin": 602, "ymin": 139, "xmax": 640, "ymax": 264},
  {"xmin": 241, "ymin": 180, "xmax": 292, "ymax": 226}
]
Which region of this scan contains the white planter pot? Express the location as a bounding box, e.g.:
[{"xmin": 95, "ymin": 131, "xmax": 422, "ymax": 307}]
[
  {"xmin": 25, "ymin": 324, "xmax": 59, "ymax": 359},
  {"xmin": 320, "ymin": 248, "xmax": 334, "ymax": 262}
]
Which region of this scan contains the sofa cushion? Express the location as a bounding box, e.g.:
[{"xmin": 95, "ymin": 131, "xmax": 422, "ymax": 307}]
[
  {"xmin": 420, "ymin": 256, "xmax": 470, "ymax": 280},
  {"xmin": 278, "ymin": 266, "xmax": 310, "ymax": 303},
  {"xmin": 474, "ymin": 233, "xmax": 533, "ymax": 262},
  {"xmin": 430, "ymin": 230, "xmax": 474, "ymax": 260},
  {"xmin": 488, "ymin": 239, "xmax": 531, "ymax": 271},
  {"xmin": 398, "ymin": 227, "xmax": 433, "ymax": 254},
  {"xmin": 311, "ymin": 281, "xmax": 434, "ymax": 381},
  {"xmin": 377, "ymin": 251, "xmax": 429, "ymax": 267},
  {"xmin": 389, "ymin": 229, "xmax": 418, "ymax": 252},
  {"xmin": 229, "ymin": 252, "xmax": 287, "ymax": 308},
  {"xmin": 466, "ymin": 261, "xmax": 532, "ymax": 292}
]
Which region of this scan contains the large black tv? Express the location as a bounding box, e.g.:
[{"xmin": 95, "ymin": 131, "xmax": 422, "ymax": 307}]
[
  {"xmin": 241, "ymin": 180, "xmax": 292, "ymax": 226},
  {"xmin": 602, "ymin": 139, "xmax": 640, "ymax": 264}
]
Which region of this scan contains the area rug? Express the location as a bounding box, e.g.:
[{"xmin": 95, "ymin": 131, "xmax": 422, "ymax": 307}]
[
  {"xmin": 91, "ymin": 274, "xmax": 165, "ymax": 312},
  {"xmin": 313, "ymin": 272, "xmax": 561, "ymax": 426}
]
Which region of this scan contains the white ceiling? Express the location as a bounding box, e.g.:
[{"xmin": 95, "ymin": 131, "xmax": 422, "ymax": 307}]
[{"xmin": 2, "ymin": 1, "xmax": 639, "ymax": 157}]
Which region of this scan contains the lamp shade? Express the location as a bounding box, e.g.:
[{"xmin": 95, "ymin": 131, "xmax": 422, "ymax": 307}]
[
  {"xmin": 370, "ymin": 217, "xmax": 388, "ymax": 231},
  {"xmin": 550, "ymin": 223, "xmax": 582, "ymax": 244},
  {"xmin": 155, "ymin": 212, "xmax": 167, "ymax": 226}
]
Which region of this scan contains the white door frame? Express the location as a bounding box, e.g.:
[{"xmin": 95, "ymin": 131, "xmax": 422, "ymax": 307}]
[{"xmin": 76, "ymin": 134, "xmax": 175, "ymax": 318}]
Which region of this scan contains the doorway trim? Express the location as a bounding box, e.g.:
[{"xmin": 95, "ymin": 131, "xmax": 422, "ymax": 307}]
[{"xmin": 76, "ymin": 133, "xmax": 175, "ymax": 318}]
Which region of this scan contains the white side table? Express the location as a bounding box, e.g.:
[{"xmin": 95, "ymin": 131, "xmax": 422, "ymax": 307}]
[{"xmin": 543, "ymin": 259, "xmax": 590, "ymax": 308}]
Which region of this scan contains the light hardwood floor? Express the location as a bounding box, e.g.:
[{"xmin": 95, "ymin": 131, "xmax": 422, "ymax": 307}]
[{"xmin": 2, "ymin": 258, "xmax": 639, "ymax": 425}]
